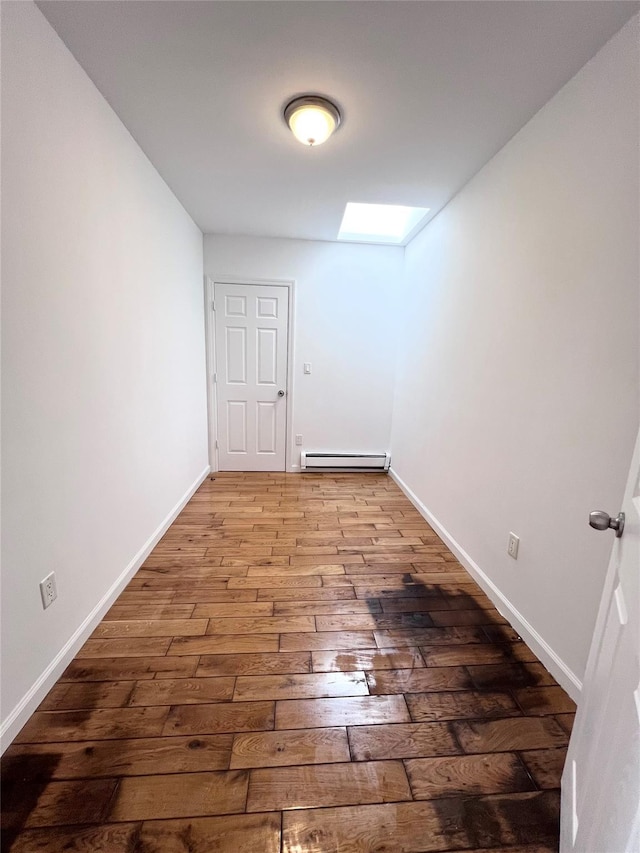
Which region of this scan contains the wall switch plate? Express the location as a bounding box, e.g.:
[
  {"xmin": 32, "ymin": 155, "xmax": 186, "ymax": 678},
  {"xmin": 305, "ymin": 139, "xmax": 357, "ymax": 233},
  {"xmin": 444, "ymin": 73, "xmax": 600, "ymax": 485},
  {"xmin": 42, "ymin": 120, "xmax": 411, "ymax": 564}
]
[
  {"xmin": 303, "ymin": 363, "xmax": 312, "ymax": 374},
  {"xmin": 507, "ymin": 533, "xmax": 520, "ymax": 560},
  {"xmin": 295, "ymin": 434, "xmax": 303, "ymax": 446},
  {"xmin": 40, "ymin": 572, "xmax": 57, "ymax": 609}
]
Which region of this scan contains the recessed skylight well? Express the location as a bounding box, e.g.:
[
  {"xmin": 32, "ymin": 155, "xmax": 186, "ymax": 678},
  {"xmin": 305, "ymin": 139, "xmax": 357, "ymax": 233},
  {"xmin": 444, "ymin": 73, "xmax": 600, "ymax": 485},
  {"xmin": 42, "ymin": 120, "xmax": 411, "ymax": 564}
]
[{"xmin": 338, "ymin": 202, "xmax": 431, "ymax": 245}]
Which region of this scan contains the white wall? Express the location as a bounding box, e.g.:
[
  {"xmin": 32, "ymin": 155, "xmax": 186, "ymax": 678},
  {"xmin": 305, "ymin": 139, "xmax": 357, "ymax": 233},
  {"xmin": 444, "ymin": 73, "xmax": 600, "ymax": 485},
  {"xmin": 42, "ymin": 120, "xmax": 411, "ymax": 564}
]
[
  {"xmin": 391, "ymin": 16, "xmax": 639, "ymax": 694},
  {"xmin": 1, "ymin": 2, "xmax": 209, "ymax": 746},
  {"xmin": 205, "ymin": 235, "xmax": 403, "ymax": 468}
]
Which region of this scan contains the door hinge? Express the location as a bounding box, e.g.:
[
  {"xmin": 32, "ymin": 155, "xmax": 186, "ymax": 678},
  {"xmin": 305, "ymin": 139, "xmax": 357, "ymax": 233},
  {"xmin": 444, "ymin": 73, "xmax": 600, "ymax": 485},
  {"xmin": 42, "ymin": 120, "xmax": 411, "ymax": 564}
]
[
  {"xmin": 213, "ymin": 372, "xmax": 217, "ymax": 384},
  {"xmin": 211, "ymin": 300, "xmax": 215, "ymax": 311},
  {"xmin": 215, "ymin": 439, "xmax": 219, "ymax": 449}
]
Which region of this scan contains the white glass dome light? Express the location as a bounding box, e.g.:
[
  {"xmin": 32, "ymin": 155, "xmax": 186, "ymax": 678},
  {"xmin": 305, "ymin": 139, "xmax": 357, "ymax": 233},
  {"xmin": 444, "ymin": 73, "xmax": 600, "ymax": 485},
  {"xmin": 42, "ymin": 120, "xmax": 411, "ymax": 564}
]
[{"xmin": 284, "ymin": 96, "xmax": 341, "ymax": 147}]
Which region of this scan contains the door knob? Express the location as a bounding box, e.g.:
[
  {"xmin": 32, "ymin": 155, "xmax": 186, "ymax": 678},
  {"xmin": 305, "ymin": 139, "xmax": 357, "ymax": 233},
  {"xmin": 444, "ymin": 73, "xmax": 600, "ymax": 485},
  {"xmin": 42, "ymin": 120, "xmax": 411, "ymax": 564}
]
[
  {"xmin": 277, "ymin": 390, "xmax": 286, "ymax": 397},
  {"xmin": 589, "ymin": 510, "xmax": 625, "ymax": 538}
]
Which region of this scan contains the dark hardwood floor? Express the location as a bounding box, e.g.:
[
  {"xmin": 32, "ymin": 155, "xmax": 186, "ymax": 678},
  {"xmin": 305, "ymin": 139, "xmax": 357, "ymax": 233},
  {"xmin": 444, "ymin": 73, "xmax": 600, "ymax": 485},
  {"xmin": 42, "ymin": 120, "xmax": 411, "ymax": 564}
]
[{"xmin": 1, "ymin": 472, "xmax": 575, "ymax": 852}]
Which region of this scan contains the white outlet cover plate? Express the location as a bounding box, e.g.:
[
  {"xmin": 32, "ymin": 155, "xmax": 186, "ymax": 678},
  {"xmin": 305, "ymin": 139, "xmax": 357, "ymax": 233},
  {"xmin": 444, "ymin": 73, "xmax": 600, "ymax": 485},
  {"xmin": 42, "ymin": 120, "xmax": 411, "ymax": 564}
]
[
  {"xmin": 40, "ymin": 571, "xmax": 58, "ymax": 608},
  {"xmin": 507, "ymin": 533, "xmax": 520, "ymax": 559}
]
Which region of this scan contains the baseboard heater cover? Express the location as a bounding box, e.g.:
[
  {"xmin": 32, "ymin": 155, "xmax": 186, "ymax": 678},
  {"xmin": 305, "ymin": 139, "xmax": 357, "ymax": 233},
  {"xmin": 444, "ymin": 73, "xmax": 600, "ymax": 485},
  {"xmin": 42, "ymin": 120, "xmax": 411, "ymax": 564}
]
[{"xmin": 301, "ymin": 452, "xmax": 391, "ymax": 472}]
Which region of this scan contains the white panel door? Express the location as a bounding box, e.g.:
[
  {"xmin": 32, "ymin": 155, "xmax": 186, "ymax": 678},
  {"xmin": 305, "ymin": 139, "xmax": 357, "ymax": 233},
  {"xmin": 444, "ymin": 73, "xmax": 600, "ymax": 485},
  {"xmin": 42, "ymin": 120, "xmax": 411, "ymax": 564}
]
[
  {"xmin": 214, "ymin": 283, "xmax": 288, "ymax": 471},
  {"xmin": 560, "ymin": 426, "xmax": 640, "ymax": 852}
]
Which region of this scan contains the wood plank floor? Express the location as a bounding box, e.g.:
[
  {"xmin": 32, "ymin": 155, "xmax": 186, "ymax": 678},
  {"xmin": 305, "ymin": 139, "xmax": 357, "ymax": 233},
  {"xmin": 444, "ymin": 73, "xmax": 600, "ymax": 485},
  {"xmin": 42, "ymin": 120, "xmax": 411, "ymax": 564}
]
[{"xmin": 2, "ymin": 472, "xmax": 576, "ymax": 852}]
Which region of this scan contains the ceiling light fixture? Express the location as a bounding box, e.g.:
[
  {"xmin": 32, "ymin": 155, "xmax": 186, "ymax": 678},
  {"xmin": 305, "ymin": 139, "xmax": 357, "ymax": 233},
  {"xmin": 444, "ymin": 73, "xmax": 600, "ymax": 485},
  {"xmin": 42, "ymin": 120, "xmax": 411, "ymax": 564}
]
[{"xmin": 284, "ymin": 95, "xmax": 341, "ymax": 147}]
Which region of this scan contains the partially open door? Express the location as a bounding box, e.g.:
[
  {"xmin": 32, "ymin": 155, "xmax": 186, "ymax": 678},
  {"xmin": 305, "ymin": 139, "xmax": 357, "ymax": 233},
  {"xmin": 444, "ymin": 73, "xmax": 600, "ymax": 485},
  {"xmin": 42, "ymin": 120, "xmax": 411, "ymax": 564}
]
[{"xmin": 561, "ymin": 426, "xmax": 640, "ymax": 852}]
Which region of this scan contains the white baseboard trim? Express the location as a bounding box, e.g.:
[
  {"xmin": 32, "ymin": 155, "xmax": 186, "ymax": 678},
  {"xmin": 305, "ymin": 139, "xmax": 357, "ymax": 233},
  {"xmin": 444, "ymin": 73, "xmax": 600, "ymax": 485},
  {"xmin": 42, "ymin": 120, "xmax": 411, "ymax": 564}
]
[
  {"xmin": 389, "ymin": 467, "xmax": 582, "ymax": 702},
  {"xmin": 0, "ymin": 465, "xmax": 211, "ymax": 753}
]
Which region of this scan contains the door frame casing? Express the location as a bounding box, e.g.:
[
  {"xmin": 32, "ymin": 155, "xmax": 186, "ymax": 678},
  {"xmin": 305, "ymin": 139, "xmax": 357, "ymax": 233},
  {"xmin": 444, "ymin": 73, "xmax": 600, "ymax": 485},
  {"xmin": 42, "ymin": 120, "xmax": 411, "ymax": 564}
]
[{"xmin": 204, "ymin": 275, "xmax": 296, "ymax": 473}]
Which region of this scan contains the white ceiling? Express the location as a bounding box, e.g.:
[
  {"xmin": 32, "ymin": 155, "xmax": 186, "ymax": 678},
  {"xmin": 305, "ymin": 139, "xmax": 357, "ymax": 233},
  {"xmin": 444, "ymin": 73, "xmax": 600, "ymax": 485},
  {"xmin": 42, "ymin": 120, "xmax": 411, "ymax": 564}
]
[{"xmin": 38, "ymin": 0, "xmax": 638, "ymax": 243}]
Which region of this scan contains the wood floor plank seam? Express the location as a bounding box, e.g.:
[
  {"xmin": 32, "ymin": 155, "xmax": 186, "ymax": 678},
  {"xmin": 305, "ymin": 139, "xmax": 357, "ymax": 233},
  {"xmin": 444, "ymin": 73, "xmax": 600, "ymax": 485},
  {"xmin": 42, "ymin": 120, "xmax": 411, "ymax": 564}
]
[{"xmin": 514, "ymin": 749, "xmax": 544, "ymax": 793}]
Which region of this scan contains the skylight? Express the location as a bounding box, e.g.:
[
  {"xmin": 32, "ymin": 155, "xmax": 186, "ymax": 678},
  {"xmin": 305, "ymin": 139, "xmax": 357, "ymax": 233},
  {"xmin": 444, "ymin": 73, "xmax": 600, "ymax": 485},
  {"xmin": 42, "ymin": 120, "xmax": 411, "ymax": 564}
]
[{"xmin": 337, "ymin": 202, "xmax": 431, "ymax": 245}]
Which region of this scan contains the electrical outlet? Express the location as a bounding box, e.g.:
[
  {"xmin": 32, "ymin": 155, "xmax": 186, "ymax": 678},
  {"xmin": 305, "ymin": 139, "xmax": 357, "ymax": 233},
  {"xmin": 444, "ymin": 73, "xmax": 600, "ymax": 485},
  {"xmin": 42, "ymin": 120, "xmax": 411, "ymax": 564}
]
[
  {"xmin": 507, "ymin": 533, "xmax": 520, "ymax": 560},
  {"xmin": 295, "ymin": 434, "xmax": 303, "ymax": 446},
  {"xmin": 40, "ymin": 572, "xmax": 57, "ymax": 609}
]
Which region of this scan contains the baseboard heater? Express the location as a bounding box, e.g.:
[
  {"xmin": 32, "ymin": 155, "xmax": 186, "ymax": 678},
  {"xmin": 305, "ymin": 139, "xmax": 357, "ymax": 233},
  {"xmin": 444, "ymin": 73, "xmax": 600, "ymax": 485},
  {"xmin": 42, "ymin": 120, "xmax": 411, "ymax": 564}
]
[{"xmin": 300, "ymin": 451, "xmax": 391, "ymax": 473}]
